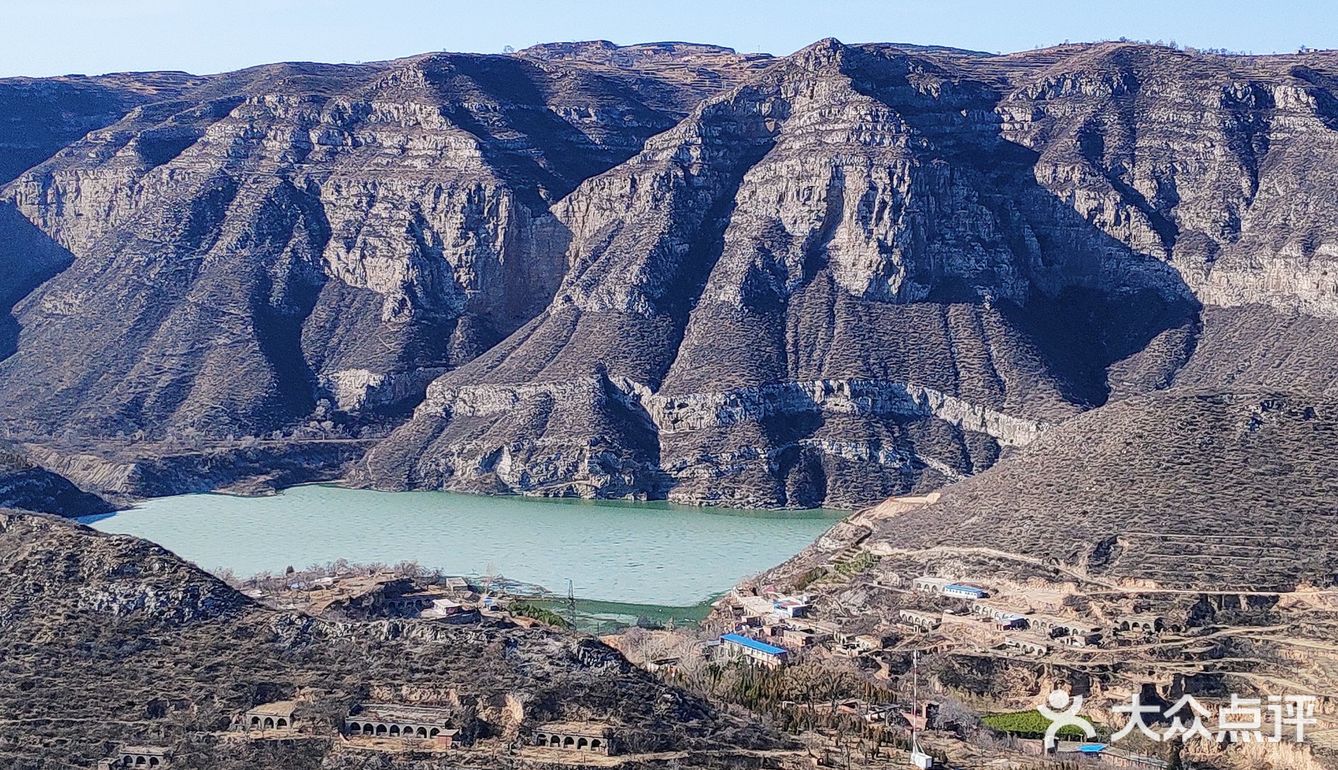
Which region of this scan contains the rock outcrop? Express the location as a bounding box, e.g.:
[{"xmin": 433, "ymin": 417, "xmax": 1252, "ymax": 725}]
[{"xmin": 0, "ymin": 441, "xmax": 114, "ymax": 517}]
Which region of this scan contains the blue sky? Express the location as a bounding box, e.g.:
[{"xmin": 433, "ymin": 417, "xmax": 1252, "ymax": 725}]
[{"xmin": 2, "ymin": 0, "xmax": 1333, "ymax": 78}]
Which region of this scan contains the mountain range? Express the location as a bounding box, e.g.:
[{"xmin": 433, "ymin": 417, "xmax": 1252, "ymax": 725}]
[{"xmin": 2, "ymin": 39, "xmax": 1337, "ymax": 512}]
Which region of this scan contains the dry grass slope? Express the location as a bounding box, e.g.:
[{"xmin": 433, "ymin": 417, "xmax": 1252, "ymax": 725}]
[{"xmin": 865, "ymin": 389, "xmax": 1338, "ymax": 591}]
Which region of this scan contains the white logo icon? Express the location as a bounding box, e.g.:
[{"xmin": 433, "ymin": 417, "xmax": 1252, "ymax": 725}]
[{"xmin": 1038, "ymin": 690, "xmax": 1097, "ymax": 750}]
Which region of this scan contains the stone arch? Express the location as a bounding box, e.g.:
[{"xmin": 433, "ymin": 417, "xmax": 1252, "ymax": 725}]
[
  {"xmin": 578, "ymin": 737, "xmax": 589, "ymax": 750},
  {"xmin": 348, "ymin": 721, "xmax": 360, "ymax": 734},
  {"xmin": 417, "ymin": 727, "xmax": 428, "ymax": 738},
  {"xmin": 148, "ymin": 760, "xmax": 159, "ymax": 768},
  {"xmin": 591, "ymin": 738, "xmax": 603, "ymax": 750},
  {"xmin": 264, "ymin": 717, "xmax": 275, "ymax": 729},
  {"xmin": 550, "ymin": 734, "xmax": 561, "ymax": 746},
  {"xmin": 277, "ymin": 718, "xmax": 287, "ymax": 729},
  {"xmin": 134, "ymin": 758, "xmax": 147, "ymax": 766},
  {"xmin": 362, "ymin": 723, "xmax": 375, "ymax": 735},
  {"xmin": 389, "ymin": 725, "xmax": 401, "ymax": 736},
  {"xmin": 375, "ymin": 723, "xmax": 387, "ymax": 735},
  {"xmin": 250, "ymin": 715, "xmax": 261, "ymax": 728},
  {"xmin": 564, "ymin": 736, "xmax": 575, "ymax": 748}
]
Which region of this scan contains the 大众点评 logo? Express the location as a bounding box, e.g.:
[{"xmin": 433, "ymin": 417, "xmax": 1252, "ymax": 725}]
[{"xmin": 1037, "ymin": 690, "xmax": 1317, "ymax": 747}]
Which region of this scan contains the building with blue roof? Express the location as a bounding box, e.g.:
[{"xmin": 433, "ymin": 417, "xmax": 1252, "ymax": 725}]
[
  {"xmin": 719, "ymin": 633, "xmax": 789, "ymax": 667},
  {"xmin": 943, "ymin": 583, "xmax": 989, "ymax": 600}
]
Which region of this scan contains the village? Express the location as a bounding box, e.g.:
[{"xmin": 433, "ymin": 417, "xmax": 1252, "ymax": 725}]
[
  {"xmin": 703, "ymin": 572, "xmax": 1172, "ymax": 668},
  {"xmin": 605, "ymin": 571, "xmax": 1184, "ymax": 769},
  {"xmin": 90, "ymin": 564, "xmax": 1188, "ymax": 770}
]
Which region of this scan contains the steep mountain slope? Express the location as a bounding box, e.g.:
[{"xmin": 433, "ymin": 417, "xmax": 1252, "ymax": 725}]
[
  {"xmin": 0, "ymin": 72, "xmax": 200, "ymax": 357},
  {"xmin": 0, "ymin": 510, "xmax": 775, "ymax": 768},
  {"xmin": 365, "ymin": 39, "xmax": 1338, "ymax": 507},
  {"xmin": 0, "ymin": 72, "xmax": 201, "ymax": 184},
  {"xmin": 0, "ymin": 49, "xmax": 762, "ymax": 443}
]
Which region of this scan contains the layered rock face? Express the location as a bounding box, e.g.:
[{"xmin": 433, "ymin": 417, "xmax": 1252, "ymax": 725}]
[
  {"xmin": 367, "ymin": 41, "xmax": 1278, "ymax": 506},
  {"xmin": 0, "ymin": 51, "xmax": 760, "ymax": 442},
  {"xmin": 3, "ymin": 40, "xmax": 1338, "ymax": 507},
  {"xmin": 0, "ymin": 73, "xmax": 201, "ymax": 358}
]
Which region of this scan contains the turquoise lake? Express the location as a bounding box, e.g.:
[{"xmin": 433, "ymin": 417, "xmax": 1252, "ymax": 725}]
[{"xmin": 80, "ymin": 485, "xmax": 840, "ymax": 606}]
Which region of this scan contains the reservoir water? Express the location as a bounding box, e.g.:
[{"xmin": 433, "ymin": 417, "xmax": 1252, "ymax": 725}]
[{"xmin": 79, "ymin": 485, "xmax": 839, "ymax": 606}]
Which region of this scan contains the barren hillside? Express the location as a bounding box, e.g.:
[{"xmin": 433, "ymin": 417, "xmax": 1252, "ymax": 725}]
[{"xmin": 0, "ymin": 510, "xmax": 776, "ymax": 768}]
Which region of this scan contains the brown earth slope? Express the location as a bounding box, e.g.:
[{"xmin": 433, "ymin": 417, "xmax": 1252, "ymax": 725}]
[{"xmin": 843, "ymin": 389, "xmax": 1338, "ymax": 591}]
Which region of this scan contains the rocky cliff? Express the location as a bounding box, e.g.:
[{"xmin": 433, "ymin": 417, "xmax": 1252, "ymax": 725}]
[
  {"xmin": 3, "ymin": 40, "xmax": 1338, "ymax": 507},
  {"xmin": 0, "ymin": 48, "xmax": 763, "ymax": 444},
  {"xmin": 362, "ymin": 40, "xmax": 1338, "ymax": 506}
]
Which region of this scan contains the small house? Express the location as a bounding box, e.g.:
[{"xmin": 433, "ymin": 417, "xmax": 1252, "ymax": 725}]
[
  {"xmin": 533, "ymin": 722, "xmax": 614, "ymax": 755},
  {"xmin": 1002, "ymin": 635, "xmax": 1049, "ymax": 657},
  {"xmin": 736, "ymin": 594, "xmax": 780, "ymax": 622},
  {"xmin": 852, "ymin": 633, "xmax": 891, "ymax": 652},
  {"xmin": 943, "ymin": 583, "xmax": 989, "ymax": 600},
  {"xmin": 912, "ymin": 576, "xmax": 951, "ymax": 595},
  {"xmin": 1030, "ymin": 615, "xmax": 1102, "ymax": 644},
  {"xmin": 772, "ymin": 596, "xmax": 810, "ymax": 618},
  {"xmin": 1117, "ymin": 613, "xmax": 1166, "ymax": 635},
  {"xmin": 644, "ymin": 656, "xmax": 681, "ymax": 674},
  {"xmin": 898, "ymin": 609, "xmax": 941, "ymax": 631},
  {"xmin": 344, "ymin": 703, "xmax": 461, "ymax": 747},
  {"xmin": 98, "ymin": 746, "xmax": 169, "ymax": 769},
  {"xmin": 238, "ymin": 701, "xmax": 296, "ymax": 733},
  {"xmin": 778, "ymin": 627, "xmax": 820, "ymax": 649},
  {"xmin": 719, "ymin": 633, "xmax": 789, "ymax": 667}
]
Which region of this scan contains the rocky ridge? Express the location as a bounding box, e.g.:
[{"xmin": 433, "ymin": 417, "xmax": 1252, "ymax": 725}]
[{"xmin": 364, "ymin": 40, "xmax": 1338, "ymax": 507}]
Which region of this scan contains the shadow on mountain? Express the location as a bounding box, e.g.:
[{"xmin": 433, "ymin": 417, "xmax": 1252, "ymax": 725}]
[
  {"xmin": 0, "ymin": 204, "xmax": 78, "ymax": 363},
  {"xmin": 845, "ymin": 45, "xmax": 1203, "ymax": 408}
]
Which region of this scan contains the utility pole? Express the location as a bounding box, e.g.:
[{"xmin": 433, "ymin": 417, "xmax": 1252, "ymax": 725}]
[
  {"xmin": 566, "ymin": 579, "xmax": 577, "ymax": 629},
  {"xmin": 910, "ymin": 648, "xmax": 934, "ymax": 768}
]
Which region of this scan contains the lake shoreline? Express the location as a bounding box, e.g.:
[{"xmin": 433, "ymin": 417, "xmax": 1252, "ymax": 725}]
[{"xmin": 81, "ymin": 484, "xmax": 841, "ymax": 607}]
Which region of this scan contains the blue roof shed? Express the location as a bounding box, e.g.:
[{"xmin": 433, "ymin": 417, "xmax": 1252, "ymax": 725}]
[
  {"xmin": 720, "ymin": 633, "xmax": 787, "ymax": 656},
  {"xmin": 944, "ymin": 583, "xmax": 988, "ymax": 599}
]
